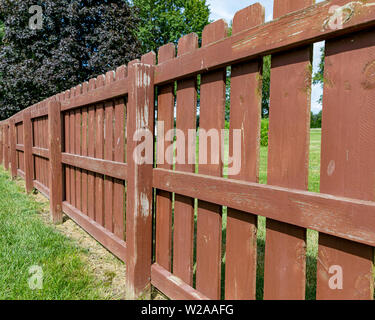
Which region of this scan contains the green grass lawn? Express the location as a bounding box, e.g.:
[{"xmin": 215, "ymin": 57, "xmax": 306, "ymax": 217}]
[{"xmin": 0, "ymin": 167, "xmax": 104, "ymax": 300}]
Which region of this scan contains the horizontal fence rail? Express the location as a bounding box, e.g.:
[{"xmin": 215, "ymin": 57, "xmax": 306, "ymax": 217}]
[{"xmin": 1, "ymin": 0, "xmax": 375, "ymax": 300}]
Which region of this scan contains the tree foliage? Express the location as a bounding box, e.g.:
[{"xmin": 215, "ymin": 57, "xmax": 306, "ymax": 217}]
[
  {"xmin": 312, "ymin": 46, "xmax": 325, "ymax": 104},
  {"xmin": 311, "ymin": 110, "xmax": 322, "ymax": 128},
  {"xmin": 0, "ymin": 0, "xmax": 141, "ymax": 119},
  {"xmin": 132, "ymin": 0, "xmax": 210, "ymax": 53}
]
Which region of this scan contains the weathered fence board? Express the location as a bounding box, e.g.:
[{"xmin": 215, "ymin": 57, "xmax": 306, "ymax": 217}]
[
  {"xmin": 264, "ymin": 0, "xmax": 313, "ymax": 300},
  {"xmin": 317, "ymin": 29, "xmax": 375, "ymax": 300},
  {"xmin": 1, "ymin": 0, "xmax": 375, "ymax": 300}
]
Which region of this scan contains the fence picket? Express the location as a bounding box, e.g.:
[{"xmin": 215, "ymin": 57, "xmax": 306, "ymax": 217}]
[
  {"xmin": 155, "ymin": 43, "xmax": 176, "ymax": 271},
  {"xmin": 23, "ymin": 110, "xmax": 33, "ymax": 192},
  {"xmin": 225, "ymin": 3, "xmax": 264, "ymax": 300},
  {"xmin": 87, "ymin": 79, "xmax": 96, "ymax": 221},
  {"xmin": 81, "ymin": 82, "xmax": 89, "ymax": 216},
  {"xmin": 173, "ymin": 33, "xmax": 199, "ymax": 286},
  {"xmin": 113, "ymin": 65, "xmax": 127, "ymax": 239},
  {"xmin": 10, "ymin": 119, "xmax": 17, "ymax": 178},
  {"xmin": 196, "ymin": 20, "xmax": 227, "ymax": 300},
  {"xmin": 104, "ymin": 71, "xmax": 115, "ymax": 232},
  {"xmin": 317, "ymin": 30, "xmax": 375, "ymax": 300},
  {"xmin": 263, "ymin": 0, "xmax": 313, "ymax": 300}
]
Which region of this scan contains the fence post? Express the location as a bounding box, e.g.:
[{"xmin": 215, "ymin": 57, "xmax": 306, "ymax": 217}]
[
  {"xmin": 125, "ymin": 62, "xmax": 155, "ymax": 299},
  {"xmin": 48, "ymin": 100, "xmax": 63, "ymax": 224},
  {"xmin": 0, "ymin": 124, "xmax": 3, "ymax": 165},
  {"xmin": 3, "ymin": 123, "xmax": 9, "ymax": 170},
  {"xmin": 9, "ymin": 119, "xmax": 17, "ymax": 178},
  {"xmin": 23, "ymin": 110, "xmax": 34, "ymax": 193}
]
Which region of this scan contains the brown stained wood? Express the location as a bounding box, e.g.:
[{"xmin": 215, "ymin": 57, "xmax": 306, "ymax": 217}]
[
  {"xmin": 34, "ymin": 180, "xmax": 49, "ymax": 198},
  {"xmin": 4, "ymin": 124, "xmax": 9, "ymax": 170},
  {"xmin": 0, "ymin": 125, "xmax": 3, "ymax": 165},
  {"xmin": 126, "ymin": 63, "xmax": 154, "ymax": 299},
  {"xmin": 95, "ymin": 75, "xmax": 105, "ymax": 226},
  {"xmin": 63, "ymin": 202, "xmax": 126, "ymax": 261},
  {"xmin": 75, "ymin": 87, "xmax": 82, "ymax": 211},
  {"xmin": 61, "ymin": 153, "xmax": 127, "ymax": 180},
  {"xmin": 141, "ymin": 51, "xmax": 156, "ymax": 65},
  {"xmin": 173, "ymin": 34, "xmax": 198, "ymax": 285},
  {"xmin": 153, "ymin": 168, "xmax": 375, "ymax": 248},
  {"xmin": 32, "ymin": 147, "xmax": 49, "ymax": 159},
  {"xmin": 60, "ymin": 78, "xmax": 128, "ymax": 111},
  {"xmin": 196, "ymin": 20, "xmax": 227, "ymax": 300},
  {"xmin": 104, "ymin": 71, "xmax": 115, "ymax": 232},
  {"xmin": 87, "ymin": 79, "xmax": 96, "ymax": 221},
  {"xmin": 69, "ymin": 106, "xmax": 76, "ymax": 208},
  {"xmin": 81, "ymin": 82, "xmax": 89, "ymax": 215},
  {"xmin": 155, "ymin": 0, "xmax": 375, "ymax": 85},
  {"xmin": 23, "ymin": 111, "xmax": 34, "ymax": 192},
  {"xmin": 155, "ymin": 43, "xmax": 175, "ymax": 271},
  {"xmin": 273, "ymin": 0, "xmax": 314, "ymax": 18},
  {"xmin": 113, "ymin": 97, "xmax": 126, "ymax": 239},
  {"xmin": 17, "ymin": 169, "xmax": 25, "ymax": 179},
  {"xmin": 263, "ymin": 0, "xmax": 313, "ymax": 301},
  {"xmin": 34, "ymin": 118, "xmax": 39, "ymax": 185},
  {"xmin": 225, "ymin": 3, "xmax": 264, "ymax": 300},
  {"xmin": 9, "ymin": 120, "xmax": 17, "ymax": 178},
  {"xmin": 64, "ymin": 99, "xmax": 71, "ymax": 203},
  {"xmin": 48, "ymin": 100, "xmax": 63, "ymax": 224},
  {"xmin": 151, "ymin": 264, "xmax": 209, "ymax": 300},
  {"xmin": 317, "ymin": 30, "xmax": 375, "ymax": 300},
  {"xmin": 112, "ymin": 64, "xmax": 127, "ymax": 240},
  {"xmin": 42, "ymin": 116, "xmax": 48, "ymax": 187}
]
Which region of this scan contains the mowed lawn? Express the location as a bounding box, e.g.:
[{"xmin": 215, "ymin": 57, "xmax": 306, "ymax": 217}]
[{"xmin": 0, "ymin": 167, "xmax": 104, "ymax": 300}]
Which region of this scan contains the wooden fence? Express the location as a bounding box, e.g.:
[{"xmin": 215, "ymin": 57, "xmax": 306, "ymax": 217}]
[{"xmin": 1, "ymin": 0, "xmax": 375, "ymax": 300}]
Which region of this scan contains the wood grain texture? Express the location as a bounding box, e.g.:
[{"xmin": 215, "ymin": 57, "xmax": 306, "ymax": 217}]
[
  {"xmin": 60, "ymin": 78, "xmax": 128, "ymax": 111},
  {"xmin": 87, "ymin": 79, "xmax": 96, "ymax": 221},
  {"xmin": 263, "ymin": 0, "xmax": 313, "ymax": 300},
  {"xmin": 155, "ymin": 43, "xmax": 175, "ymax": 271},
  {"xmin": 48, "ymin": 100, "xmax": 63, "ymax": 224},
  {"xmin": 113, "ymin": 65, "xmax": 127, "ymax": 239},
  {"xmin": 74, "ymin": 87, "xmax": 82, "ymax": 212},
  {"xmin": 81, "ymin": 82, "xmax": 89, "ymax": 215},
  {"xmin": 225, "ymin": 3, "xmax": 264, "ymax": 300},
  {"xmin": 10, "ymin": 120, "xmax": 17, "ymax": 178},
  {"xmin": 317, "ymin": 30, "xmax": 375, "ymax": 300},
  {"xmin": 153, "ymin": 168, "xmax": 375, "ymax": 248},
  {"xmin": 126, "ymin": 62, "xmax": 154, "ymax": 299},
  {"xmin": 63, "ymin": 93, "xmax": 71, "ymax": 203},
  {"xmin": 23, "ymin": 111, "xmax": 34, "ymax": 192},
  {"xmin": 173, "ymin": 33, "xmax": 198, "ymax": 285},
  {"xmin": 69, "ymin": 97, "xmax": 76, "ymax": 208},
  {"xmin": 0, "ymin": 125, "xmax": 3, "ymax": 165},
  {"xmin": 95, "ymin": 75, "xmax": 105, "ymax": 226},
  {"xmin": 4, "ymin": 124, "xmax": 9, "ymax": 170},
  {"xmin": 196, "ymin": 20, "xmax": 227, "ymax": 300},
  {"xmin": 61, "ymin": 153, "xmax": 127, "ymax": 180},
  {"xmin": 151, "ymin": 264, "xmax": 209, "ymax": 300},
  {"xmin": 104, "ymin": 71, "xmax": 115, "ymax": 232}
]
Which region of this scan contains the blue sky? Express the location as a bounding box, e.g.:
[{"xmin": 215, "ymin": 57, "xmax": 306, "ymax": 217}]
[{"xmin": 206, "ymin": 0, "xmax": 324, "ymax": 114}]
